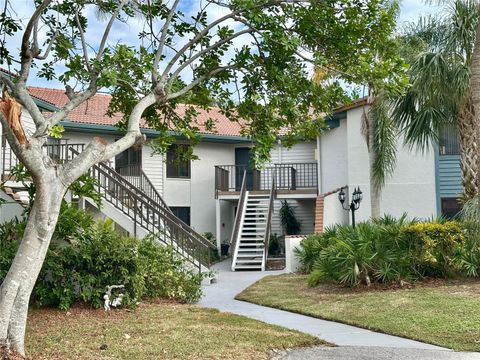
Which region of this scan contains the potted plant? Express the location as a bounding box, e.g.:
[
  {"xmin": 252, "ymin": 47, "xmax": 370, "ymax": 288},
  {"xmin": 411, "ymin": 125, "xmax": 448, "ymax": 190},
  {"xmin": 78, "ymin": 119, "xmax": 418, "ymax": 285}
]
[{"xmin": 221, "ymin": 240, "xmax": 230, "ymax": 256}]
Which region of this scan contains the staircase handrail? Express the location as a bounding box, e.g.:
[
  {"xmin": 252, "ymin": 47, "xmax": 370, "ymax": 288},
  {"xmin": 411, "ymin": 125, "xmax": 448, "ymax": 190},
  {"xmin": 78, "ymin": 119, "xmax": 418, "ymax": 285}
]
[
  {"xmin": 263, "ymin": 171, "xmax": 276, "ymax": 265},
  {"xmin": 139, "ymin": 168, "xmax": 171, "ymax": 212},
  {"xmin": 92, "ymin": 164, "xmax": 213, "ymax": 266},
  {"xmin": 229, "ymin": 170, "xmax": 247, "ymax": 251},
  {"xmin": 68, "ymin": 148, "xmax": 215, "ymax": 267}
]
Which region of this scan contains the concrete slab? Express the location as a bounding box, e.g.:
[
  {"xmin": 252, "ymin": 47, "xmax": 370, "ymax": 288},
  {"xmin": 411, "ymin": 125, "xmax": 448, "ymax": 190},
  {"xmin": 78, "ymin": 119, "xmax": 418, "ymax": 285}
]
[
  {"xmin": 200, "ymin": 259, "xmax": 448, "ymax": 351},
  {"xmin": 279, "ymin": 346, "xmax": 480, "ymax": 360}
]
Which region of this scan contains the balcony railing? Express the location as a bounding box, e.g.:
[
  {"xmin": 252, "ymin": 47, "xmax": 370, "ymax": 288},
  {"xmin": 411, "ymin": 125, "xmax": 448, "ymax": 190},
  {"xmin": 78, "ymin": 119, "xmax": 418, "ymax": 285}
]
[
  {"xmin": 1, "ymin": 137, "xmax": 85, "ymax": 179},
  {"xmin": 214, "ymin": 162, "xmax": 318, "ymax": 197}
]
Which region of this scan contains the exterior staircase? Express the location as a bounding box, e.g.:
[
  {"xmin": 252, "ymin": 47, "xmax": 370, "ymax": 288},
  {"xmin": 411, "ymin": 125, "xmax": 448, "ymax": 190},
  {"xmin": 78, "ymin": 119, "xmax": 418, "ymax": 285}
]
[
  {"xmin": 74, "ymin": 150, "xmax": 216, "ymax": 274},
  {"xmin": 231, "ymin": 172, "xmax": 275, "ymax": 271},
  {"xmin": 0, "ymin": 143, "xmax": 216, "ymax": 276}
]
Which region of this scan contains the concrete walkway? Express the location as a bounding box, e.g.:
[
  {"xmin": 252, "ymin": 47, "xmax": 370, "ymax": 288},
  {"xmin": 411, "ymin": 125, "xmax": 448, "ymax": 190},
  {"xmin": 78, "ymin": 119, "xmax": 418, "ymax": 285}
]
[
  {"xmin": 280, "ymin": 346, "xmax": 480, "ymax": 360},
  {"xmin": 200, "ymin": 260, "xmax": 447, "ymax": 350}
]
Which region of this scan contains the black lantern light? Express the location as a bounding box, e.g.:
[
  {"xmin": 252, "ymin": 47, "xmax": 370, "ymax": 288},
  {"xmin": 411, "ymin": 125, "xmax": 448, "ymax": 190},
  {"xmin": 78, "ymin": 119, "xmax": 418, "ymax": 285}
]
[{"xmin": 338, "ymin": 186, "xmax": 363, "ymax": 228}]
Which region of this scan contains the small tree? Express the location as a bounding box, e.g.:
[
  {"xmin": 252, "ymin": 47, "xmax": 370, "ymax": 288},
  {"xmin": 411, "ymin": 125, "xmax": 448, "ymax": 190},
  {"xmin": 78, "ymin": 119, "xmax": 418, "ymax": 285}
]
[
  {"xmin": 395, "ymin": 0, "xmax": 480, "ymax": 200},
  {"xmin": 0, "ymin": 0, "xmax": 399, "ymax": 355},
  {"xmin": 280, "ymin": 200, "xmax": 301, "ymax": 235}
]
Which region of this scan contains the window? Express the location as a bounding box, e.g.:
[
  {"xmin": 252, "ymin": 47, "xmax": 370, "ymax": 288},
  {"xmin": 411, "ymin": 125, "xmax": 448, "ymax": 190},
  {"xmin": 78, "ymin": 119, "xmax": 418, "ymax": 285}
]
[
  {"xmin": 166, "ymin": 144, "xmax": 191, "ymax": 178},
  {"xmin": 439, "ymin": 125, "xmax": 460, "ymax": 155},
  {"xmin": 441, "ymin": 198, "xmax": 462, "ymax": 219},
  {"xmin": 170, "ymin": 207, "xmax": 191, "ymax": 226},
  {"xmin": 46, "ymin": 138, "xmax": 62, "ymax": 161},
  {"xmin": 115, "ymin": 145, "xmax": 141, "ymax": 176}
]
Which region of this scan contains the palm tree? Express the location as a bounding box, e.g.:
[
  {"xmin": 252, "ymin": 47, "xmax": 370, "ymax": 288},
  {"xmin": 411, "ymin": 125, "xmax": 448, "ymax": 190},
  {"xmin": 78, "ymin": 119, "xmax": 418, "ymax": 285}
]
[
  {"xmin": 362, "ymin": 88, "xmax": 399, "ymax": 218},
  {"xmin": 395, "ymin": 0, "xmax": 480, "ymax": 200}
]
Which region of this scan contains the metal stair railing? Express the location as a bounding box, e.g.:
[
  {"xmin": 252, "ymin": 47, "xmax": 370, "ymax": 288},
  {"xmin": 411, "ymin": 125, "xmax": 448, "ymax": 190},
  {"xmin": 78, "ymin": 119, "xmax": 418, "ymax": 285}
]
[
  {"xmin": 263, "ymin": 171, "xmax": 276, "ymax": 269},
  {"xmin": 69, "ymin": 148, "xmax": 215, "ymax": 273},
  {"xmin": 230, "ymin": 170, "xmax": 247, "ymax": 253}
]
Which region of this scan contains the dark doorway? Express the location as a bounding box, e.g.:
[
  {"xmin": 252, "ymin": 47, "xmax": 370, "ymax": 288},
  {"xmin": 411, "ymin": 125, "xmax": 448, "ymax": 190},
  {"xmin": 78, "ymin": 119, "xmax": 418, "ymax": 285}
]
[
  {"xmin": 235, "ymin": 147, "xmax": 255, "ymax": 191},
  {"xmin": 115, "ymin": 144, "xmax": 141, "ymax": 176}
]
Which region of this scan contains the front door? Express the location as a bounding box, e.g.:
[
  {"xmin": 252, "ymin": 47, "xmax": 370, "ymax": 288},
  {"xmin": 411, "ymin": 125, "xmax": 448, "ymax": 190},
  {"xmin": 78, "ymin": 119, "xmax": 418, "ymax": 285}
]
[{"xmin": 235, "ymin": 148, "xmax": 254, "ymax": 191}]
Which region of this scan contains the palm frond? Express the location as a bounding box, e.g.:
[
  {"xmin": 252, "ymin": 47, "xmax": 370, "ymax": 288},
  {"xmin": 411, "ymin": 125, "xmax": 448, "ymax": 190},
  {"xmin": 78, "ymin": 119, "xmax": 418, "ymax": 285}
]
[{"xmin": 368, "ymin": 95, "xmax": 398, "ymax": 189}]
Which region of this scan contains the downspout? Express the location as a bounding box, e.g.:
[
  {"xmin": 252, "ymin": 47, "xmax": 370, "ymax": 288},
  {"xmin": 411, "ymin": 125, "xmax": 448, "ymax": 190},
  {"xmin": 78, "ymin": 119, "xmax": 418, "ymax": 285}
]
[{"xmin": 317, "ymin": 135, "xmax": 323, "ymax": 194}]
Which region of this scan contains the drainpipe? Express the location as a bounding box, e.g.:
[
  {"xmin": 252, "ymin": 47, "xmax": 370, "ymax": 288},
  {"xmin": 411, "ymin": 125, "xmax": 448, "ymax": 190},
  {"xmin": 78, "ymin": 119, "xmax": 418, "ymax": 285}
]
[{"xmin": 317, "ymin": 136, "xmax": 323, "ymax": 194}]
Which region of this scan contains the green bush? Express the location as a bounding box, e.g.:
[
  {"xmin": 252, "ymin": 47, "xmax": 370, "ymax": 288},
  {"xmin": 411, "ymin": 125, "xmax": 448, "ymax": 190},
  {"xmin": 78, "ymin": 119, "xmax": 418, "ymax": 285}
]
[
  {"xmin": 296, "ymin": 215, "xmax": 471, "ymax": 287},
  {"xmin": 401, "ymin": 221, "xmax": 465, "ymax": 277},
  {"xmin": 202, "ymin": 232, "xmax": 220, "ymax": 263},
  {"xmin": 0, "ymin": 206, "xmax": 204, "ymax": 310}
]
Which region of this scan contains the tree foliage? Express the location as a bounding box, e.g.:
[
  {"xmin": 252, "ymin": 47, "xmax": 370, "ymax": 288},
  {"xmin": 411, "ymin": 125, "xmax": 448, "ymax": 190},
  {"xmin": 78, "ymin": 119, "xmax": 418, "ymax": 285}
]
[
  {"xmin": 0, "ymin": 0, "xmax": 403, "ymax": 355},
  {"xmin": 1, "ymin": 0, "xmax": 402, "ymax": 165},
  {"xmin": 394, "ymin": 0, "xmax": 480, "ymax": 199}
]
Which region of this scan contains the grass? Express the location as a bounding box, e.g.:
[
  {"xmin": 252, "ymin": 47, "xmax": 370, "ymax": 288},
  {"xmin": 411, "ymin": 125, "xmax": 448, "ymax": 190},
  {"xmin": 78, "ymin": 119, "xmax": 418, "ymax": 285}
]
[
  {"xmin": 25, "ymin": 300, "xmax": 323, "ymax": 360},
  {"xmin": 236, "ymin": 274, "xmax": 480, "ymax": 352}
]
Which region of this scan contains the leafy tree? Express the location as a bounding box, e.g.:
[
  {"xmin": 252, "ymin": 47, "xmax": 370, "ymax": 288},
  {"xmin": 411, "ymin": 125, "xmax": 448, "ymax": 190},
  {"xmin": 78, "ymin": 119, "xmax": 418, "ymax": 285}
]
[
  {"xmin": 312, "ymin": 1, "xmax": 406, "ymax": 217},
  {"xmin": 395, "ymin": 0, "xmax": 480, "ymax": 200},
  {"xmin": 280, "ymin": 200, "xmax": 301, "ymax": 235},
  {"xmin": 0, "ymin": 0, "xmax": 400, "ymax": 355}
]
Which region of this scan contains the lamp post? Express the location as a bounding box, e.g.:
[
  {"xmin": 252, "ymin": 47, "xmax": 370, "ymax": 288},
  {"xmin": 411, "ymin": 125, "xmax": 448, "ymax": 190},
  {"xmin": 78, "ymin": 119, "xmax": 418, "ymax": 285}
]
[{"xmin": 338, "ymin": 186, "xmax": 363, "ymax": 228}]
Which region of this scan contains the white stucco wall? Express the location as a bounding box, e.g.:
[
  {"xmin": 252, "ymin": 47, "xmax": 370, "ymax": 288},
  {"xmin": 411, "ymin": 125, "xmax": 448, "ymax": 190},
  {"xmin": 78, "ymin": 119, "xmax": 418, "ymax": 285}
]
[
  {"xmin": 161, "ymin": 141, "xmax": 239, "ymax": 235},
  {"xmin": 318, "ymin": 105, "xmax": 437, "ymax": 224},
  {"xmin": 0, "ymin": 192, "xmax": 25, "ymax": 223},
  {"xmin": 323, "ymin": 191, "xmax": 349, "ymax": 228},
  {"xmin": 319, "ymin": 119, "xmax": 348, "ymax": 194}
]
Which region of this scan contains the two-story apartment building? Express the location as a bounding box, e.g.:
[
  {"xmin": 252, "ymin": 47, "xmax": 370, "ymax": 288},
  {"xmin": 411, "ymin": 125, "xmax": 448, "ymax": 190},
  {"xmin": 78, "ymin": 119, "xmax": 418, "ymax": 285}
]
[
  {"xmin": 313, "ymin": 98, "xmax": 462, "ymax": 232},
  {"xmin": 0, "ymin": 83, "xmax": 463, "ymax": 272}
]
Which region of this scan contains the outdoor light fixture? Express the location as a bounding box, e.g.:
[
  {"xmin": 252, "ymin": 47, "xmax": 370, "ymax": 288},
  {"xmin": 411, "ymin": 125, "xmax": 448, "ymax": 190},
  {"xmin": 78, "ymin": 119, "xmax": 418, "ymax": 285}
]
[{"xmin": 338, "ymin": 186, "xmax": 363, "ymax": 228}]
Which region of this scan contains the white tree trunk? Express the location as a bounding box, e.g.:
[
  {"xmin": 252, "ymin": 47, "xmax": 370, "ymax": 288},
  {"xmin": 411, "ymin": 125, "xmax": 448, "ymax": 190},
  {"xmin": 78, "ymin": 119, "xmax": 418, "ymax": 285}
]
[
  {"xmin": 0, "ymin": 172, "xmax": 65, "ymax": 356},
  {"xmin": 365, "ymin": 91, "xmax": 381, "ymax": 219}
]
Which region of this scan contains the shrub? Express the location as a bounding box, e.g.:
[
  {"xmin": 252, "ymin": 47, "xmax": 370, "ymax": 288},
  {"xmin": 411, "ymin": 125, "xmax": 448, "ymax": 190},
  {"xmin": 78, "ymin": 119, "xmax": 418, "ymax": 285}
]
[
  {"xmin": 0, "ymin": 207, "xmax": 204, "ymax": 310},
  {"xmin": 268, "ymin": 233, "xmax": 285, "ymax": 256},
  {"xmin": 138, "ymin": 237, "xmax": 203, "ymax": 303},
  {"xmin": 280, "ymin": 200, "xmax": 301, "ymax": 235},
  {"xmin": 401, "ymin": 221, "xmax": 465, "ymax": 277},
  {"xmin": 296, "ymin": 215, "xmax": 470, "ymax": 287},
  {"xmin": 202, "ymin": 232, "xmax": 220, "ymax": 263}
]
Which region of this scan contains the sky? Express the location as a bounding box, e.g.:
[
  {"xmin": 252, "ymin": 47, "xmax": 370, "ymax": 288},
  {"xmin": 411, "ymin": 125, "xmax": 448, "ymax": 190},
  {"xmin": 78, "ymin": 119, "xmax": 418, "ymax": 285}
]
[{"xmin": 0, "ymin": 0, "xmax": 442, "ymax": 89}]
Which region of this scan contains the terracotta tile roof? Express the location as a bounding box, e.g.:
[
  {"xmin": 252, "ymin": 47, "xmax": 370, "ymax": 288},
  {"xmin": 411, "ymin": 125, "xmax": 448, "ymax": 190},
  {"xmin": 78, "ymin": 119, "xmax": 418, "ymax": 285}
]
[
  {"xmin": 27, "ymin": 86, "xmax": 246, "ymax": 137},
  {"xmin": 334, "ymin": 97, "xmax": 368, "ymax": 113}
]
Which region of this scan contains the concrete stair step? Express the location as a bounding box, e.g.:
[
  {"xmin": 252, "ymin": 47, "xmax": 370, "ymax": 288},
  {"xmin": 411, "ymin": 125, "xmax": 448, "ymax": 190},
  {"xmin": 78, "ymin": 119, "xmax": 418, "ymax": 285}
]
[
  {"xmin": 235, "ymin": 259, "xmax": 262, "ymax": 263},
  {"xmin": 234, "ymin": 265, "xmax": 263, "ymax": 270}
]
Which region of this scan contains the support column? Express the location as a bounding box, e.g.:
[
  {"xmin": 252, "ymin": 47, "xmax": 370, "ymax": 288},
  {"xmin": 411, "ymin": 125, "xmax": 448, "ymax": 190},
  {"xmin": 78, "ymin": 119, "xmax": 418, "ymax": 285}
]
[{"xmin": 215, "ymin": 198, "xmax": 222, "ymax": 253}]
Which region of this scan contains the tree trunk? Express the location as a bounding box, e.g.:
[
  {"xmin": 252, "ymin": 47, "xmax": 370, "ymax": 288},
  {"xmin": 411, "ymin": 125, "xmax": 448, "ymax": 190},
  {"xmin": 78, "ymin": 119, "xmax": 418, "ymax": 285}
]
[
  {"xmin": 0, "ymin": 172, "xmax": 65, "ymax": 356},
  {"xmin": 458, "ymin": 100, "xmax": 479, "ymax": 199},
  {"xmin": 466, "ymin": 18, "xmax": 480, "ymax": 199},
  {"xmin": 365, "ymin": 90, "xmax": 381, "ymax": 219}
]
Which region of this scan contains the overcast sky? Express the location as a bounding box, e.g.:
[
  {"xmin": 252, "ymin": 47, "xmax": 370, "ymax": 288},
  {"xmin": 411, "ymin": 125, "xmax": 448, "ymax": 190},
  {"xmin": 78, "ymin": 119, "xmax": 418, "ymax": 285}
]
[
  {"xmin": 399, "ymin": 0, "xmax": 441, "ymax": 23},
  {"xmin": 1, "ymin": 0, "xmax": 442, "ymax": 88}
]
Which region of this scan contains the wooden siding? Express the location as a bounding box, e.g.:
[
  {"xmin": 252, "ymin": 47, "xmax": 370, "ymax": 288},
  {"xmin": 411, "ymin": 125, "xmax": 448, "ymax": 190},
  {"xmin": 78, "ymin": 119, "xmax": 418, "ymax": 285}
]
[
  {"xmin": 271, "ymin": 199, "xmax": 315, "ymax": 236},
  {"xmin": 268, "ymin": 141, "xmax": 316, "ymax": 165},
  {"xmin": 142, "ymin": 144, "xmax": 164, "ymax": 196},
  {"xmin": 437, "ymin": 155, "xmax": 462, "ymax": 198}
]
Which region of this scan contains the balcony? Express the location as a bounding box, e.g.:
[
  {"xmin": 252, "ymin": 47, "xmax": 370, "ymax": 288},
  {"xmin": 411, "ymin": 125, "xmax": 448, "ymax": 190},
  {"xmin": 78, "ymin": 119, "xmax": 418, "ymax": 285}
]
[
  {"xmin": 1, "ymin": 138, "xmax": 86, "ymax": 181},
  {"xmin": 214, "ymin": 163, "xmax": 318, "ymax": 199}
]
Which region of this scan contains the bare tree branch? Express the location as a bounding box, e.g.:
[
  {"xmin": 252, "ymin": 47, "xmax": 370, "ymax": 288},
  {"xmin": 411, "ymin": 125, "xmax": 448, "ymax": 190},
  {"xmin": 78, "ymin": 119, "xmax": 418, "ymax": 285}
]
[
  {"xmin": 168, "ymin": 28, "xmax": 254, "ymax": 82},
  {"xmin": 35, "ymin": 28, "xmax": 59, "ymax": 60},
  {"xmin": 60, "ymin": 93, "xmax": 157, "ymax": 184},
  {"xmin": 19, "ymin": 0, "xmax": 53, "ymax": 84},
  {"xmin": 74, "ymin": 7, "xmax": 91, "ymax": 71},
  {"xmin": 167, "ymin": 66, "xmax": 235, "ymax": 99},
  {"xmin": 154, "ymin": 0, "xmax": 181, "ymax": 71},
  {"xmin": 0, "ymin": 112, "xmax": 43, "ymax": 174},
  {"xmin": 160, "ymin": 10, "xmax": 242, "ymax": 83},
  {"xmin": 95, "ymin": 0, "xmax": 128, "ymax": 62}
]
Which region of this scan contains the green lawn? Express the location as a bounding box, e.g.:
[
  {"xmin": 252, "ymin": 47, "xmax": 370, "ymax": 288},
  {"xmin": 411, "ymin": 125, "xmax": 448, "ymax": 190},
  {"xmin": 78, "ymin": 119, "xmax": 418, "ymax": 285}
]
[
  {"xmin": 25, "ymin": 301, "xmax": 323, "ymax": 360},
  {"xmin": 236, "ymin": 274, "xmax": 480, "ymax": 352}
]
